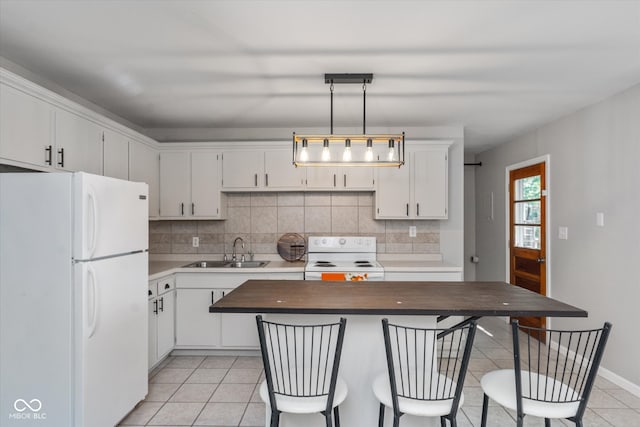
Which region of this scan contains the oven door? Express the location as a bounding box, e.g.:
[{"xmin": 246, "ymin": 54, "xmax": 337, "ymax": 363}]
[{"xmin": 304, "ymin": 270, "xmax": 385, "ymax": 281}]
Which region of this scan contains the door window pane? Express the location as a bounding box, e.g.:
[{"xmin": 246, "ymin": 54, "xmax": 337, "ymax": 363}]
[
  {"xmin": 515, "ymin": 176, "xmax": 540, "ymax": 201},
  {"xmin": 515, "ymin": 225, "xmax": 541, "ymax": 249},
  {"xmin": 515, "ymin": 201, "xmax": 541, "ymax": 225}
]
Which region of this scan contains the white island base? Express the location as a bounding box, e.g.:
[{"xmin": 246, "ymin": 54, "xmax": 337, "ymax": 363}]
[{"xmin": 263, "ymin": 314, "xmax": 445, "ymax": 427}]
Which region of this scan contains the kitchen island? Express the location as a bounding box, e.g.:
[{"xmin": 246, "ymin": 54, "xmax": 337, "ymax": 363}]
[{"xmin": 210, "ymin": 280, "xmax": 586, "ymax": 427}]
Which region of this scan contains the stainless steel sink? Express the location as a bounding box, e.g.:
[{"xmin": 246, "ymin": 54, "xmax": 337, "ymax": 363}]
[
  {"xmin": 183, "ymin": 261, "xmax": 229, "ymax": 268},
  {"xmin": 183, "ymin": 260, "xmax": 269, "ymax": 268},
  {"xmin": 225, "ymin": 261, "xmax": 269, "ymax": 268}
]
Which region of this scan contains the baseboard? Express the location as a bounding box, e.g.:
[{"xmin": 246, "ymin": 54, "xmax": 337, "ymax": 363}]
[
  {"xmin": 548, "ymin": 338, "xmax": 640, "ymax": 398},
  {"xmin": 598, "ymin": 366, "xmax": 640, "ymax": 398}
]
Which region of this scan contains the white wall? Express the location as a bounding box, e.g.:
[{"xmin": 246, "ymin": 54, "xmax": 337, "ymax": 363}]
[
  {"xmin": 475, "ymin": 84, "xmax": 640, "ymax": 390},
  {"xmin": 463, "ymin": 151, "xmax": 477, "ymax": 281}
]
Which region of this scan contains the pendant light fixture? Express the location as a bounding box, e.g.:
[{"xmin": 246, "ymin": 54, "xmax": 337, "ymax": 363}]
[{"xmin": 293, "ymin": 73, "xmax": 405, "ymax": 167}]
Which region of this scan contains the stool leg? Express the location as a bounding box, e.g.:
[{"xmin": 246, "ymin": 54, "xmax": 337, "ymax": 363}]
[
  {"xmin": 378, "ymin": 403, "xmax": 385, "ymax": 427},
  {"xmin": 545, "ymin": 418, "xmax": 551, "ymax": 427},
  {"xmin": 440, "ymin": 416, "xmax": 447, "ymax": 427},
  {"xmin": 480, "ymin": 394, "xmax": 489, "ymax": 427},
  {"xmin": 324, "ymin": 412, "xmax": 333, "ymax": 427},
  {"xmin": 270, "ymin": 411, "xmax": 280, "ymax": 427},
  {"xmin": 334, "ymin": 407, "xmax": 340, "ymax": 427}
]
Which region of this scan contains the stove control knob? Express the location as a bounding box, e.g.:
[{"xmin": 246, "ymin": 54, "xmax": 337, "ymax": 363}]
[{"xmin": 339, "ymin": 238, "xmax": 346, "ymax": 245}]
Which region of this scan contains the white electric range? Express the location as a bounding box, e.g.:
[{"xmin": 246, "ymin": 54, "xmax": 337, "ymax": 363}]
[{"xmin": 304, "ymin": 236, "xmax": 384, "ymax": 281}]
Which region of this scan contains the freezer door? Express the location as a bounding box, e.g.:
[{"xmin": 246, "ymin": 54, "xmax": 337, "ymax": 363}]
[
  {"xmin": 76, "ymin": 252, "xmax": 148, "ymax": 427},
  {"xmin": 74, "ymin": 172, "xmax": 148, "ymax": 260}
]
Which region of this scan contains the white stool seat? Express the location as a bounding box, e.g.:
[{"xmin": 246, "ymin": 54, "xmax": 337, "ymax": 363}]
[
  {"xmin": 372, "ymin": 373, "xmax": 464, "ymax": 417},
  {"xmin": 481, "ymin": 369, "xmax": 580, "ymax": 419},
  {"xmin": 259, "ymin": 377, "xmax": 348, "ymax": 414}
]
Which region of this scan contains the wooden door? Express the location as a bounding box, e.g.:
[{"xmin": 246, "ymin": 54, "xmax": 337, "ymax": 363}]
[{"xmin": 509, "ymin": 162, "xmax": 547, "ymax": 339}]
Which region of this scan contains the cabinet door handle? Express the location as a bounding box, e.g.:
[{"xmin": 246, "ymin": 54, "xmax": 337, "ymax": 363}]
[
  {"xmin": 153, "ymin": 300, "xmax": 158, "ymax": 314},
  {"xmin": 192, "ymin": 203, "xmax": 195, "ymax": 215},
  {"xmin": 344, "ymin": 174, "xmax": 347, "ymax": 187},
  {"xmin": 148, "ymin": 289, "xmax": 152, "ymax": 296},
  {"xmin": 211, "ymin": 291, "xmax": 215, "ymax": 304},
  {"xmin": 181, "ymin": 203, "xmax": 184, "ymax": 216},
  {"xmin": 417, "ymin": 203, "xmax": 420, "ymax": 216},
  {"xmin": 57, "ymin": 148, "xmax": 64, "ymax": 167},
  {"xmin": 159, "ymin": 297, "xmax": 164, "ymax": 312},
  {"xmin": 254, "ymin": 173, "xmax": 258, "ymax": 187},
  {"xmin": 265, "ymin": 174, "xmax": 269, "ymax": 187},
  {"xmin": 406, "ymin": 203, "xmax": 409, "ymax": 216},
  {"xmin": 45, "ymin": 145, "xmax": 52, "ymax": 165},
  {"xmin": 333, "ymin": 174, "xmax": 336, "ymax": 187},
  {"xmin": 222, "ymin": 291, "xmax": 226, "ymax": 297}
]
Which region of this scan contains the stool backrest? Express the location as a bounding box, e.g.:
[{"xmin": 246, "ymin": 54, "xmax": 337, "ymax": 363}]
[
  {"xmin": 511, "ymin": 320, "xmax": 612, "ymax": 420},
  {"xmin": 256, "ymin": 316, "xmax": 347, "ymax": 413},
  {"xmin": 382, "ymin": 319, "xmax": 477, "ymax": 415}
]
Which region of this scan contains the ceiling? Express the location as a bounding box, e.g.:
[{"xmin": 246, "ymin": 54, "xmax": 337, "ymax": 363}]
[{"xmin": 1, "ymin": 1, "xmax": 639, "ymax": 152}]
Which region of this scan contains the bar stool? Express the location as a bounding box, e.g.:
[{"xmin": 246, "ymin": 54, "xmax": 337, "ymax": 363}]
[
  {"xmin": 480, "ymin": 320, "xmax": 612, "ymax": 427},
  {"xmin": 255, "ymin": 315, "xmax": 348, "ymax": 427},
  {"xmin": 373, "ymin": 318, "xmax": 478, "ymax": 427}
]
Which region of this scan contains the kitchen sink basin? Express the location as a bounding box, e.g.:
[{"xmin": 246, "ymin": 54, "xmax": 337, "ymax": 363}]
[
  {"xmin": 225, "ymin": 261, "xmax": 269, "ymax": 268},
  {"xmin": 183, "ymin": 260, "xmax": 269, "ymax": 268},
  {"xmin": 183, "ymin": 261, "xmax": 229, "ymax": 268}
]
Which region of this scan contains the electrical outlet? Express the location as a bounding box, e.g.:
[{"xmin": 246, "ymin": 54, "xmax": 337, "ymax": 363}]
[
  {"xmin": 192, "ymin": 236, "xmax": 199, "ymax": 247},
  {"xmin": 409, "ymin": 226, "xmax": 417, "ymax": 237}
]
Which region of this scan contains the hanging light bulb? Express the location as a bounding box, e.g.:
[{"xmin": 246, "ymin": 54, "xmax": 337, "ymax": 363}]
[
  {"xmin": 322, "ymin": 138, "xmax": 331, "ymax": 161},
  {"xmin": 387, "ymin": 139, "xmax": 395, "ymax": 161},
  {"xmin": 299, "ymin": 138, "xmax": 309, "ymax": 162},
  {"xmin": 365, "ymin": 138, "xmax": 374, "ymax": 161},
  {"xmin": 342, "ymin": 139, "xmax": 352, "ymax": 161}
]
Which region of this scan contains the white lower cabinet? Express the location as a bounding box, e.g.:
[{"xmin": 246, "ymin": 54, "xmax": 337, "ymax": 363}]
[
  {"xmin": 148, "ymin": 275, "xmax": 176, "ymax": 369},
  {"xmin": 175, "ymin": 272, "xmax": 303, "ymax": 349},
  {"xmin": 175, "ymin": 288, "xmax": 221, "ymax": 347}
]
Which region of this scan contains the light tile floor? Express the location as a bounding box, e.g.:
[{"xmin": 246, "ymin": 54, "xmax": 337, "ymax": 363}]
[{"xmin": 118, "ymin": 318, "xmax": 640, "ymax": 426}]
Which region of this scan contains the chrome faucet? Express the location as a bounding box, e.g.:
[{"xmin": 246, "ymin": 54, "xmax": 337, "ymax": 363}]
[{"xmin": 232, "ymin": 237, "xmax": 245, "ymax": 262}]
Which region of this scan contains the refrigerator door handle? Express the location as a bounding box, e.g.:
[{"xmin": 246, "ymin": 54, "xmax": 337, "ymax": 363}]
[
  {"xmin": 86, "ymin": 265, "xmax": 99, "ymax": 338},
  {"xmin": 87, "ymin": 186, "xmax": 99, "ymax": 258}
]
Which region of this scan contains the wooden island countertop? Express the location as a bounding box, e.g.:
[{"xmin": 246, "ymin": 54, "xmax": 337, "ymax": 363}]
[{"xmin": 209, "ymin": 280, "xmax": 587, "ymax": 318}]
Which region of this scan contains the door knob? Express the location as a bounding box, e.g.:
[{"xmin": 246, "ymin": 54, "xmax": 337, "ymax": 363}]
[{"xmin": 537, "ymin": 257, "xmax": 546, "ymax": 263}]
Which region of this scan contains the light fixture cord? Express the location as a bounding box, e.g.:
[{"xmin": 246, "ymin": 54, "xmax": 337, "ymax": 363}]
[
  {"xmin": 330, "ymin": 81, "xmax": 334, "ymax": 135},
  {"xmin": 363, "ymin": 80, "xmax": 367, "ymax": 134}
]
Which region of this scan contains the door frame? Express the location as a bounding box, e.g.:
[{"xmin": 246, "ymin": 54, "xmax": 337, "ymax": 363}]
[{"xmin": 504, "ymin": 154, "xmax": 552, "ymax": 326}]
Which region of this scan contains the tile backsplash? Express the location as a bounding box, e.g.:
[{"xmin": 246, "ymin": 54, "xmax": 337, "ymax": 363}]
[{"xmin": 149, "ymin": 192, "xmax": 439, "ymax": 256}]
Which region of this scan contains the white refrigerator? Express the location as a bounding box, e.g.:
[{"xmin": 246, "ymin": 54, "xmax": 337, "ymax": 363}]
[{"xmin": 0, "ymin": 172, "xmax": 148, "ymax": 427}]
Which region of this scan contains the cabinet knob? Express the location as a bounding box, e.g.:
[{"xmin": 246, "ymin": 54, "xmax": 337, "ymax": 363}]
[{"xmin": 164, "ymin": 283, "xmax": 170, "ymax": 289}]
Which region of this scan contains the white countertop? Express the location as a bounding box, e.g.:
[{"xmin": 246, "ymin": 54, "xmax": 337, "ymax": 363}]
[
  {"xmin": 149, "ymin": 259, "xmax": 306, "ymax": 280},
  {"xmin": 149, "ymin": 256, "xmax": 461, "ymax": 280},
  {"xmin": 380, "ymin": 260, "xmax": 463, "ymax": 272}
]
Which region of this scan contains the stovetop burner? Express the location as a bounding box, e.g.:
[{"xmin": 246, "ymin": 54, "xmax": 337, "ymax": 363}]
[{"xmin": 314, "ymin": 262, "xmax": 336, "ymax": 267}]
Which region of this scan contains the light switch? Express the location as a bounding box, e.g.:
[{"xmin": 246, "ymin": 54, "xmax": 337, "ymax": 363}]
[
  {"xmin": 596, "ymin": 212, "xmax": 605, "ymax": 227},
  {"xmin": 558, "ymin": 226, "xmax": 568, "ymax": 240},
  {"xmin": 192, "ymin": 236, "xmax": 199, "ymax": 247},
  {"xmin": 409, "ymin": 226, "xmax": 417, "ymax": 237}
]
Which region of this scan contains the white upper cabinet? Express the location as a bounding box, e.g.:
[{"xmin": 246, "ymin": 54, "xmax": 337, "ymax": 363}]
[
  {"xmin": 375, "ymin": 143, "xmax": 449, "ymax": 220},
  {"xmin": 129, "ymin": 140, "xmax": 160, "ymax": 218},
  {"xmin": 222, "ymin": 150, "xmax": 264, "ymax": 189},
  {"xmin": 160, "ymin": 151, "xmax": 190, "ymax": 217},
  {"xmin": 54, "ymin": 108, "xmax": 103, "ymax": 174},
  {"xmin": 103, "ymin": 128, "xmax": 129, "ymax": 180},
  {"xmin": 0, "ymin": 82, "xmax": 53, "ymax": 168},
  {"xmin": 413, "ymin": 149, "xmax": 448, "ymax": 218},
  {"xmin": 160, "ymin": 150, "xmax": 224, "ymax": 219},
  {"xmin": 376, "ymin": 162, "xmax": 411, "ymax": 217},
  {"xmin": 191, "ymin": 151, "xmax": 223, "ymax": 217},
  {"xmin": 222, "ymin": 149, "xmax": 305, "ymax": 191},
  {"xmin": 264, "ymin": 149, "xmax": 305, "ymax": 189}
]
